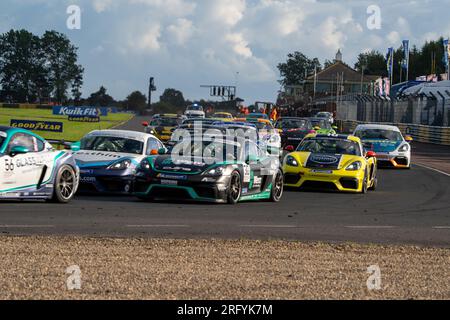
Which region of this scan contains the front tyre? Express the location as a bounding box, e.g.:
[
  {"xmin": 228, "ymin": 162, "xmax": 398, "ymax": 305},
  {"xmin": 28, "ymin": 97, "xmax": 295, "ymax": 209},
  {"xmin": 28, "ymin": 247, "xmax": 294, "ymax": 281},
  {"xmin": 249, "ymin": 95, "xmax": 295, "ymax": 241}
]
[
  {"xmin": 51, "ymin": 165, "xmax": 77, "ymax": 203},
  {"xmin": 227, "ymin": 171, "xmax": 242, "ymax": 205},
  {"xmin": 270, "ymin": 169, "xmax": 284, "ymax": 202},
  {"xmin": 361, "ymin": 172, "xmax": 369, "ymax": 194}
]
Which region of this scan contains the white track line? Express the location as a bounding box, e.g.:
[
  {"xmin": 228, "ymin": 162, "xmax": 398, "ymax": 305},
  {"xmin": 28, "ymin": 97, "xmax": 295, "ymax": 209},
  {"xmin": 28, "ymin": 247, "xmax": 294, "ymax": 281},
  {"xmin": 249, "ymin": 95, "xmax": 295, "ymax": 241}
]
[
  {"xmin": 413, "ymin": 163, "xmax": 450, "ymax": 177},
  {"xmin": 0, "ymin": 225, "xmax": 55, "ymax": 228},
  {"xmin": 432, "ymin": 226, "xmax": 450, "ymax": 229},
  {"xmin": 239, "ymin": 225, "xmax": 299, "ymax": 228},
  {"xmin": 126, "ymin": 225, "xmax": 190, "ymax": 228},
  {"xmin": 345, "ymin": 226, "xmax": 395, "ymax": 229}
]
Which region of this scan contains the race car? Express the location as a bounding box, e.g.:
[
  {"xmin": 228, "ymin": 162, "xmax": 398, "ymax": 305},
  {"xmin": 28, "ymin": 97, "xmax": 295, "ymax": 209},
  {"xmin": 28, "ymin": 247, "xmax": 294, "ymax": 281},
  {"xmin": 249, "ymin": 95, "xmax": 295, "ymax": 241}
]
[
  {"xmin": 283, "ymin": 134, "xmax": 378, "ymax": 193},
  {"xmin": 210, "ymin": 112, "xmax": 234, "ymax": 122},
  {"xmin": 353, "ymin": 124, "xmax": 413, "ymax": 169},
  {"xmin": 236, "ymin": 118, "xmax": 281, "ymax": 156},
  {"xmin": 0, "ymin": 126, "xmax": 79, "ymax": 203},
  {"xmin": 185, "ymin": 104, "xmax": 206, "ymax": 119},
  {"xmin": 142, "ymin": 114, "xmax": 182, "ymax": 142},
  {"xmin": 72, "ymin": 130, "xmax": 165, "ymax": 194},
  {"xmin": 133, "ymin": 135, "xmax": 284, "ymax": 204},
  {"xmin": 275, "ymin": 117, "xmax": 315, "ymax": 149},
  {"xmin": 309, "ymin": 118, "xmax": 338, "ymax": 135},
  {"xmin": 246, "ymin": 113, "xmax": 269, "ymax": 121}
]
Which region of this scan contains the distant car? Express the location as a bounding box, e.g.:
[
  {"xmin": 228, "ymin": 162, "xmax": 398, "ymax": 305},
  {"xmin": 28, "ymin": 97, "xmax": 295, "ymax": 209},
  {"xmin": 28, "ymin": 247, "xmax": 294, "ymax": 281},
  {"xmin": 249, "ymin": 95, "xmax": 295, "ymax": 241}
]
[
  {"xmin": 185, "ymin": 104, "xmax": 206, "ymax": 119},
  {"xmin": 210, "ymin": 112, "xmax": 234, "ymax": 122},
  {"xmin": 0, "ymin": 126, "xmax": 79, "ymax": 203},
  {"xmin": 275, "ymin": 117, "xmax": 315, "ymax": 148},
  {"xmin": 315, "ymin": 112, "xmax": 334, "ymax": 124},
  {"xmin": 283, "ymin": 134, "xmax": 378, "ymax": 193},
  {"xmin": 142, "ymin": 114, "xmax": 182, "ymax": 142},
  {"xmin": 353, "ymin": 124, "xmax": 413, "ymax": 169},
  {"xmin": 72, "ymin": 130, "xmax": 165, "ymax": 194},
  {"xmin": 133, "ymin": 136, "xmax": 284, "ymax": 204},
  {"xmin": 247, "ymin": 113, "xmax": 269, "ymax": 121},
  {"xmin": 309, "ymin": 118, "xmax": 337, "ymax": 135},
  {"xmin": 245, "ymin": 119, "xmax": 281, "ymax": 156}
]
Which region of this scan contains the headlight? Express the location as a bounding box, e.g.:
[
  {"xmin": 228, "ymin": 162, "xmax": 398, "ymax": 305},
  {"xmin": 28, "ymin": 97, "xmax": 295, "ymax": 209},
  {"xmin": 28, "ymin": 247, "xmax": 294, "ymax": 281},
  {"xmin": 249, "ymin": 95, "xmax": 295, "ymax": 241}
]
[
  {"xmin": 107, "ymin": 159, "xmax": 131, "ymax": 170},
  {"xmin": 398, "ymin": 144, "xmax": 410, "ymax": 152},
  {"xmin": 205, "ymin": 166, "xmax": 225, "ymax": 176},
  {"xmin": 140, "ymin": 159, "xmax": 151, "ymax": 171},
  {"xmin": 285, "ymin": 155, "xmax": 299, "ymax": 167},
  {"xmin": 346, "ymin": 161, "xmax": 362, "ymax": 171}
]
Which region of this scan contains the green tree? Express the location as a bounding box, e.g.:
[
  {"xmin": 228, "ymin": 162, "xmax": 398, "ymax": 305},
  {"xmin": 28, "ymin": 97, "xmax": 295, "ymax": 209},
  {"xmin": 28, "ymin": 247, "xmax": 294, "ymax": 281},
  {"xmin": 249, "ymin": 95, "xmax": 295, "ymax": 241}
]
[
  {"xmin": 87, "ymin": 86, "xmax": 115, "ymax": 107},
  {"xmin": 160, "ymin": 88, "xmax": 185, "ymax": 110},
  {"xmin": 125, "ymin": 91, "xmax": 147, "ymax": 114},
  {"xmin": 277, "ymin": 52, "xmax": 322, "ymax": 86},
  {"xmin": 40, "ymin": 30, "xmax": 84, "ymax": 103},
  {"xmin": 0, "ymin": 29, "xmax": 46, "ymax": 102},
  {"xmin": 354, "ymin": 50, "xmax": 387, "ymax": 77}
]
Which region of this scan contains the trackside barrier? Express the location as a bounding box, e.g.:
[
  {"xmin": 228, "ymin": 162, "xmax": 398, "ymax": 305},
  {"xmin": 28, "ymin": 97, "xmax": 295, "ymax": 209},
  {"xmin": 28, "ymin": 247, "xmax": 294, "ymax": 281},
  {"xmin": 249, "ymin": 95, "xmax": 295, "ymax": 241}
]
[{"xmin": 336, "ymin": 120, "xmax": 450, "ymax": 146}]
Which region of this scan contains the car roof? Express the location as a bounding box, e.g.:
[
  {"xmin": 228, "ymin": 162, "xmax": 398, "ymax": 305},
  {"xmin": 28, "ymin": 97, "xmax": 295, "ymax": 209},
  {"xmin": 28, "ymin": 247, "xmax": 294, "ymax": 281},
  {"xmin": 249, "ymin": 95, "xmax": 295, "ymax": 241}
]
[
  {"xmin": 0, "ymin": 126, "xmax": 12, "ymax": 133},
  {"xmin": 85, "ymin": 130, "xmax": 155, "ymax": 141},
  {"xmin": 306, "ymin": 133, "xmax": 361, "ymax": 143},
  {"xmin": 355, "ymin": 124, "xmax": 401, "ymax": 132}
]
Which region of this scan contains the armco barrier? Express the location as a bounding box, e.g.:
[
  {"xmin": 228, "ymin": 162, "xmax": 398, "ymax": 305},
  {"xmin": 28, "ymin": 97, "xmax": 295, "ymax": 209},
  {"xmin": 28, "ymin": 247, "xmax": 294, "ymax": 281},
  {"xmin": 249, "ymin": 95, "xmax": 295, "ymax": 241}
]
[{"xmin": 336, "ymin": 120, "xmax": 450, "ymax": 146}]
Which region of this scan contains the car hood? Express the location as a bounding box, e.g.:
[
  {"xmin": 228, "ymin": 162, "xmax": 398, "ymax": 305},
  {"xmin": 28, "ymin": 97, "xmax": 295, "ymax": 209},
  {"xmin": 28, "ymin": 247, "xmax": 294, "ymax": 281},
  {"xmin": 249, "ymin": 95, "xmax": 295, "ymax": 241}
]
[
  {"xmin": 290, "ymin": 152, "xmax": 361, "ymax": 170},
  {"xmin": 362, "ymin": 139, "xmax": 402, "ymax": 153},
  {"xmin": 74, "ymin": 151, "xmax": 141, "ymax": 168},
  {"xmin": 153, "ymin": 155, "xmax": 211, "ymax": 174}
]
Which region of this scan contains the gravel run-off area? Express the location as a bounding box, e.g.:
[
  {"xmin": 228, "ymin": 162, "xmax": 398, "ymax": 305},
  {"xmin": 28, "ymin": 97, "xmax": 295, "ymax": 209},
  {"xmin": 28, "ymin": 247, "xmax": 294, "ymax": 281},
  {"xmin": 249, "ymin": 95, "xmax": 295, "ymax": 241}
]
[{"xmin": 0, "ymin": 237, "xmax": 448, "ymax": 300}]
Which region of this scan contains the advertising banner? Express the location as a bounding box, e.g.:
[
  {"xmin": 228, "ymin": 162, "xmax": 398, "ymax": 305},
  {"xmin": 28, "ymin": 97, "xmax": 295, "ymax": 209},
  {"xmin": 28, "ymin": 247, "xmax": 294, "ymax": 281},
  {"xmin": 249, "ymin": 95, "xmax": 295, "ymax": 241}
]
[{"xmin": 10, "ymin": 120, "xmax": 63, "ymax": 133}]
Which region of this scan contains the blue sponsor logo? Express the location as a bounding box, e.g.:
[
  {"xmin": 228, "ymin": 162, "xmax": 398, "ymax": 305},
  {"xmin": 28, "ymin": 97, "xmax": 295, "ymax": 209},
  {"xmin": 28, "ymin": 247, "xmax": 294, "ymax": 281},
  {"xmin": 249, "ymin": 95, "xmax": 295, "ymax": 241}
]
[
  {"xmin": 53, "ymin": 106, "xmax": 109, "ymax": 117},
  {"xmin": 10, "ymin": 119, "xmax": 63, "ymax": 133}
]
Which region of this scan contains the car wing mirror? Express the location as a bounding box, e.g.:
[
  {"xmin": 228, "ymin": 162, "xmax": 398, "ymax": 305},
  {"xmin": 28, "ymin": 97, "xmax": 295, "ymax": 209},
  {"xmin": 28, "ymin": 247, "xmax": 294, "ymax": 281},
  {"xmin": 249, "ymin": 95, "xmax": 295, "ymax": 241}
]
[{"xmin": 10, "ymin": 146, "xmax": 29, "ymax": 156}]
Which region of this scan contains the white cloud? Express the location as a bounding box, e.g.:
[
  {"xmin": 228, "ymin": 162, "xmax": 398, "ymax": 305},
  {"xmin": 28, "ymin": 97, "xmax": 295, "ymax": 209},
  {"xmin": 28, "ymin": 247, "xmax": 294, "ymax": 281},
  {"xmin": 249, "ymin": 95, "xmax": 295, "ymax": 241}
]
[
  {"xmin": 226, "ymin": 33, "xmax": 252, "ymax": 58},
  {"xmin": 167, "ymin": 18, "xmax": 194, "ymax": 46},
  {"xmin": 92, "ymin": 0, "xmax": 113, "ymax": 13}
]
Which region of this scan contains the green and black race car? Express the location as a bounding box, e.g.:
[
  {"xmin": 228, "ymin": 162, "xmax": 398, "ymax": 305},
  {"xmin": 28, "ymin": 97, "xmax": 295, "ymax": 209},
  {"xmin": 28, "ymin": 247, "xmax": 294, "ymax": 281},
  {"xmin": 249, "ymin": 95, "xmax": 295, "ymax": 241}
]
[{"xmin": 133, "ymin": 137, "xmax": 284, "ymax": 204}]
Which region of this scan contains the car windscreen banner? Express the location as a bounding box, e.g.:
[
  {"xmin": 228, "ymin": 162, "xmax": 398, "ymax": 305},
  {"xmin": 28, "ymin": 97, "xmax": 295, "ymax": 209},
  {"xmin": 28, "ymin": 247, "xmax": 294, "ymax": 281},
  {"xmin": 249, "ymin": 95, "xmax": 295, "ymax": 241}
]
[
  {"xmin": 68, "ymin": 115, "xmax": 101, "ymax": 123},
  {"xmin": 10, "ymin": 119, "xmax": 63, "ymax": 133},
  {"xmin": 53, "ymin": 106, "xmax": 109, "ymax": 117}
]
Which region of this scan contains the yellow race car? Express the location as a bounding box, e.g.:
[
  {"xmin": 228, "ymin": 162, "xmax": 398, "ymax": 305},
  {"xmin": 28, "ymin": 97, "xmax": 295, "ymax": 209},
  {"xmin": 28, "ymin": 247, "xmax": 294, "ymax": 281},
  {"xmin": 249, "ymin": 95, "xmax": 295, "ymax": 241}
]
[
  {"xmin": 210, "ymin": 112, "xmax": 234, "ymax": 122},
  {"xmin": 283, "ymin": 134, "xmax": 378, "ymax": 193}
]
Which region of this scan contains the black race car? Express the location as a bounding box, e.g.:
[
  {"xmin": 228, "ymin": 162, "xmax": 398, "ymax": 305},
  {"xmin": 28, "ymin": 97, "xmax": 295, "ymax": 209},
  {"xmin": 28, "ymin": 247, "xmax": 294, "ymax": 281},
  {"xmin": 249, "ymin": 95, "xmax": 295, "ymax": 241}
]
[
  {"xmin": 133, "ymin": 137, "xmax": 284, "ymax": 204},
  {"xmin": 275, "ymin": 117, "xmax": 315, "ymax": 148}
]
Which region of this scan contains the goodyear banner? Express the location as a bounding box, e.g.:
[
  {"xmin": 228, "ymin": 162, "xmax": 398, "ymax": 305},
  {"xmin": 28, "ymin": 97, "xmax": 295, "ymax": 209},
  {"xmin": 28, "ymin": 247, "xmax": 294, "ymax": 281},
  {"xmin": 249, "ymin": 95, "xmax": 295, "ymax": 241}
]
[
  {"xmin": 68, "ymin": 115, "xmax": 101, "ymax": 123},
  {"xmin": 10, "ymin": 119, "xmax": 63, "ymax": 133},
  {"xmin": 53, "ymin": 106, "xmax": 108, "ymax": 117}
]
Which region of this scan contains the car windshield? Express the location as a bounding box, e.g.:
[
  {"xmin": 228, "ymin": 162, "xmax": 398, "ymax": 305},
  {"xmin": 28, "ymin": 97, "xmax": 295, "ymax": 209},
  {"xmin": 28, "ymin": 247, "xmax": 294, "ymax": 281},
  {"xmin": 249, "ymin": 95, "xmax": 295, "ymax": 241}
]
[
  {"xmin": 355, "ymin": 129, "xmax": 403, "ymax": 142},
  {"xmin": 276, "ymin": 119, "xmax": 309, "ymax": 130},
  {"xmin": 248, "ymin": 114, "xmax": 267, "ymax": 119},
  {"xmin": 151, "ymin": 118, "xmax": 179, "ymax": 127},
  {"xmin": 252, "ymin": 122, "xmax": 273, "ymax": 130},
  {"xmin": 175, "ymin": 140, "xmax": 241, "ymax": 162},
  {"xmin": 310, "ymin": 119, "xmax": 331, "ymax": 129},
  {"xmin": 316, "ymin": 113, "xmax": 330, "ymax": 118},
  {"xmin": 80, "ymin": 136, "xmax": 144, "ymax": 154},
  {"xmin": 188, "ymin": 105, "xmax": 203, "ymax": 111},
  {"xmin": 298, "ymin": 138, "xmax": 361, "ymax": 156}
]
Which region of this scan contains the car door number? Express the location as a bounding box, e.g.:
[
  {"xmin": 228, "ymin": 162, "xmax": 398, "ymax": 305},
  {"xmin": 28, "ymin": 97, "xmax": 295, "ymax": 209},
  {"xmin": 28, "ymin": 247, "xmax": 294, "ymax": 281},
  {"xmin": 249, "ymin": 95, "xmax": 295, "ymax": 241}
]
[{"xmin": 4, "ymin": 159, "xmax": 14, "ymax": 172}]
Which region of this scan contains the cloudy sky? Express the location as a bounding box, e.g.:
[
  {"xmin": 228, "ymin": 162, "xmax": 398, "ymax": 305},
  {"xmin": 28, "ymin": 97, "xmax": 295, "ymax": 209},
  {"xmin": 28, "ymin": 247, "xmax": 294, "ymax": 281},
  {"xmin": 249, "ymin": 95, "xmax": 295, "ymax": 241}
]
[{"xmin": 1, "ymin": 0, "xmax": 449, "ymax": 104}]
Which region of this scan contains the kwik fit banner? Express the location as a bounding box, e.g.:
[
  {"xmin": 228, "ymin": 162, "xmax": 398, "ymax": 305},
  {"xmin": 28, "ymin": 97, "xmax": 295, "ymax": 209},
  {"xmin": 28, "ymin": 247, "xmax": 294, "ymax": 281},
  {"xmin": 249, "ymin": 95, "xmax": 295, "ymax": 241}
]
[{"xmin": 53, "ymin": 106, "xmax": 109, "ymax": 117}]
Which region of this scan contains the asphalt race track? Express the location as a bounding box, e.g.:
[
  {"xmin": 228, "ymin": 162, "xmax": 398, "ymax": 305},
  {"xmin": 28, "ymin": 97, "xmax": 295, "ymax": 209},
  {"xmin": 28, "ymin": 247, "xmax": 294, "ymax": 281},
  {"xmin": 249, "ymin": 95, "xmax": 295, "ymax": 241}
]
[{"xmin": 1, "ymin": 116, "xmax": 449, "ymax": 246}]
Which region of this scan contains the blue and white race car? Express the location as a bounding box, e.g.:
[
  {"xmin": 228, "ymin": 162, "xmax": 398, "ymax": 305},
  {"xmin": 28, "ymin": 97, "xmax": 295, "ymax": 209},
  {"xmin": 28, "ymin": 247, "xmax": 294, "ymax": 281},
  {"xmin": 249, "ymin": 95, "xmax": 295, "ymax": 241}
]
[
  {"xmin": 0, "ymin": 126, "xmax": 79, "ymax": 203},
  {"xmin": 72, "ymin": 130, "xmax": 165, "ymax": 194},
  {"xmin": 353, "ymin": 124, "xmax": 413, "ymax": 169}
]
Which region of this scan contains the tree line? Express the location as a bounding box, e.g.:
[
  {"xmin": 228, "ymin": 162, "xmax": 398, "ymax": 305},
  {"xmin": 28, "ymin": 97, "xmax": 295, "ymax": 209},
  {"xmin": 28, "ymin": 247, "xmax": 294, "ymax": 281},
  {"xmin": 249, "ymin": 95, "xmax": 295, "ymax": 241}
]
[
  {"xmin": 0, "ymin": 29, "xmax": 83, "ymax": 104},
  {"xmin": 278, "ymin": 37, "xmax": 449, "ymax": 86}
]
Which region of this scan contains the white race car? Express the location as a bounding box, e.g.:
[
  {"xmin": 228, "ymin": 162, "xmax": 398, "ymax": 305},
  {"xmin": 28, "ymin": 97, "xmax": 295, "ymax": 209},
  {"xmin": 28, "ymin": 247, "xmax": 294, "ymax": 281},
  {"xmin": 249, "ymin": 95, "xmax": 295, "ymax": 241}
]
[
  {"xmin": 71, "ymin": 130, "xmax": 166, "ymax": 194},
  {"xmin": 185, "ymin": 104, "xmax": 205, "ymax": 119},
  {"xmin": 353, "ymin": 124, "xmax": 413, "ymax": 168}
]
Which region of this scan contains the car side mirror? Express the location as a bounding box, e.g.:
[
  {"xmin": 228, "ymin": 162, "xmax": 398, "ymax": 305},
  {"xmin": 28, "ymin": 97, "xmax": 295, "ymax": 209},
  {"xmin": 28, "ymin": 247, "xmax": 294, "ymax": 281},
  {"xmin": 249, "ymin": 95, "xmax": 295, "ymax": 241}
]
[
  {"xmin": 314, "ymin": 126, "xmax": 321, "ymax": 130},
  {"xmin": 405, "ymin": 135, "xmax": 413, "ymax": 142},
  {"xmin": 366, "ymin": 151, "xmax": 376, "ymax": 158},
  {"xmin": 284, "ymin": 145, "xmax": 295, "ymax": 152},
  {"xmin": 70, "ymin": 142, "xmax": 81, "ymax": 152},
  {"xmin": 10, "ymin": 146, "xmax": 29, "ymax": 156},
  {"xmin": 142, "ymin": 121, "xmax": 149, "ymax": 127},
  {"xmin": 158, "ymin": 148, "xmax": 167, "ymax": 155},
  {"xmin": 332, "ymin": 126, "xmax": 338, "ymax": 130}
]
